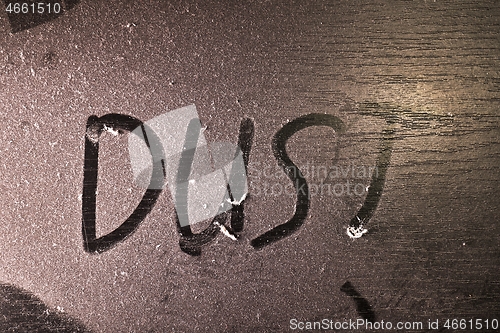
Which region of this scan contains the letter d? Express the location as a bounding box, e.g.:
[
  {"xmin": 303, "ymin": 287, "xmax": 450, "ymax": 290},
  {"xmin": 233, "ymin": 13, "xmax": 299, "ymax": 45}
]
[{"xmin": 81, "ymin": 114, "xmax": 164, "ymax": 253}]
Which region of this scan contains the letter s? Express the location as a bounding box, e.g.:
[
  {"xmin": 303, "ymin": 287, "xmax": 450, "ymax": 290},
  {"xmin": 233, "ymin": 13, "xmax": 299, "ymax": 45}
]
[{"xmin": 251, "ymin": 114, "xmax": 345, "ymax": 249}]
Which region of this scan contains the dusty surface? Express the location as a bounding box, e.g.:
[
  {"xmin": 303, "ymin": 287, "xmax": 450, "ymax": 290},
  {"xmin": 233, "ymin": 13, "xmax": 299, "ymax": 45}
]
[{"xmin": 0, "ymin": 0, "xmax": 499, "ymax": 332}]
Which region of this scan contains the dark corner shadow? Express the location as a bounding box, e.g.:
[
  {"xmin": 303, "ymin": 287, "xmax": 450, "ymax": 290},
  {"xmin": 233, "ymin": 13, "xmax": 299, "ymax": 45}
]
[
  {"xmin": 0, "ymin": 283, "xmax": 93, "ymax": 332},
  {"xmin": 4, "ymin": 0, "xmax": 80, "ymax": 33}
]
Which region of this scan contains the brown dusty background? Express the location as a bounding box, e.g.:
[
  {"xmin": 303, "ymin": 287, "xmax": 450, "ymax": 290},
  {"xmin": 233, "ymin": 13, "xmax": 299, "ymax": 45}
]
[{"xmin": 0, "ymin": 0, "xmax": 499, "ymax": 332}]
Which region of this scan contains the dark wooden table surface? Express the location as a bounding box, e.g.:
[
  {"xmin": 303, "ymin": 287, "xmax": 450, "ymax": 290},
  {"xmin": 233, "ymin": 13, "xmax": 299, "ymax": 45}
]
[{"xmin": 0, "ymin": 0, "xmax": 498, "ymax": 332}]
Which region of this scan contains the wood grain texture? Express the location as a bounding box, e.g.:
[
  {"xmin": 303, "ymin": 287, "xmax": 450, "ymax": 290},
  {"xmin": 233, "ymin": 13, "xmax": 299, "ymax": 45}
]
[{"xmin": 0, "ymin": 0, "xmax": 498, "ymax": 332}]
